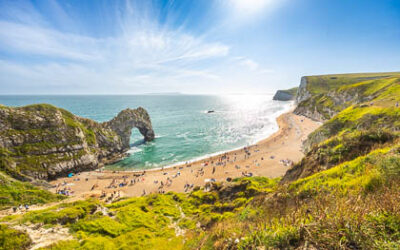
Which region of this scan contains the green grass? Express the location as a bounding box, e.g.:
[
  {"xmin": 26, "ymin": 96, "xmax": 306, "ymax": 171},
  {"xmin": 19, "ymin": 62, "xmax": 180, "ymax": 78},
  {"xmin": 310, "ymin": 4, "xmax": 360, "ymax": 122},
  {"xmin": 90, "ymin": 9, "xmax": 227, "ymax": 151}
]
[
  {"xmin": 0, "ymin": 172, "xmax": 63, "ymax": 209},
  {"xmin": 206, "ymin": 146, "xmax": 400, "ymax": 249},
  {"xmin": 14, "ymin": 200, "xmax": 98, "ymax": 225},
  {"xmin": 0, "ymin": 224, "xmax": 31, "ymax": 250},
  {"xmin": 279, "ymin": 86, "xmax": 298, "ymax": 96},
  {"xmin": 3, "ymin": 73, "xmax": 400, "ymax": 249},
  {"xmin": 2, "ymin": 177, "xmax": 281, "ymax": 249},
  {"xmin": 0, "ymin": 103, "xmax": 122, "ymax": 180},
  {"xmin": 288, "ymin": 147, "xmax": 394, "ymax": 195},
  {"xmin": 304, "ymin": 72, "xmax": 400, "ymax": 95},
  {"xmin": 305, "ymin": 105, "xmax": 400, "ymax": 150},
  {"xmin": 3, "ymin": 163, "xmax": 400, "ymax": 250},
  {"xmin": 296, "ymin": 74, "xmax": 400, "ymax": 123}
]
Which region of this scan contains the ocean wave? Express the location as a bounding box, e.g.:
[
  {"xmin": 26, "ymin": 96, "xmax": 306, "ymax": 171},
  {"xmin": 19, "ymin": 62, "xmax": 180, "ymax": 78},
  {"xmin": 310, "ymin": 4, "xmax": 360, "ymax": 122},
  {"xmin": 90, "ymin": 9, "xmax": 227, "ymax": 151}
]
[
  {"xmin": 127, "ymin": 147, "xmax": 142, "ymax": 154},
  {"xmin": 155, "ymin": 134, "xmax": 167, "ymax": 139}
]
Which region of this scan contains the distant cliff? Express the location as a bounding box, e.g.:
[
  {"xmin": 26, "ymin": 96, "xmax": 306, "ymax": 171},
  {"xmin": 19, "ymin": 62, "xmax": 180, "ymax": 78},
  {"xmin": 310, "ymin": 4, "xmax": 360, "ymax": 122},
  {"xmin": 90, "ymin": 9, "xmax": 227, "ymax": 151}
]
[
  {"xmin": 293, "ymin": 72, "xmax": 400, "ymax": 122},
  {"xmin": 272, "ymin": 87, "xmax": 298, "ymax": 101},
  {"xmin": 0, "ymin": 104, "xmax": 154, "ymax": 181}
]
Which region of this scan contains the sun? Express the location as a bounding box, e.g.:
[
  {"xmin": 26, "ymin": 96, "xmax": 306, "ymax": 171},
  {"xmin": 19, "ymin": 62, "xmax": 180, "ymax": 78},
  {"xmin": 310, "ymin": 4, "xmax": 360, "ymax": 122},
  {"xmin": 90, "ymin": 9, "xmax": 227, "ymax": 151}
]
[{"xmin": 230, "ymin": 0, "xmax": 276, "ymax": 16}]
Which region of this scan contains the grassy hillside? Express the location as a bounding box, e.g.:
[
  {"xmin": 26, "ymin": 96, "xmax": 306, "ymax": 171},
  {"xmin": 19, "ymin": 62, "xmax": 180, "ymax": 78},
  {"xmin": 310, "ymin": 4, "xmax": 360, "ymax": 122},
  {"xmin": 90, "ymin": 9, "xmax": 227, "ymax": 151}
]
[
  {"xmin": 0, "ymin": 172, "xmax": 64, "ymax": 210},
  {"xmin": 1, "ymin": 73, "xmax": 400, "ymax": 249},
  {"xmin": 0, "ymin": 104, "xmax": 122, "ymax": 181},
  {"xmin": 273, "ymin": 87, "xmax": 298, "ymax": 101},
  {"xmin": 295, "ymin": 72, "xmax": 400, "ymax": 120},
  {"xmin": 304, "ymin": 72, "xmax": 400, "ymax": 95},
  {"xmin": 2, "ymin": 150, "xmax": 400, "ymax": 249},
  {"xmin": 281, "ymin": 86, "xmax": 298, "ymax": 96}
]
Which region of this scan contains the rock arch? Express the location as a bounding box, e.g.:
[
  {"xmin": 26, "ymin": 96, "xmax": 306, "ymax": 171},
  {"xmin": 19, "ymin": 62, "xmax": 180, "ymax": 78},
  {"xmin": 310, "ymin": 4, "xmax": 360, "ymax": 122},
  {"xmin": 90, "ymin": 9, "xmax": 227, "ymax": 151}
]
[{"xmin": 104, "ymin": 107, "xmax": 155, "ymax": 149}]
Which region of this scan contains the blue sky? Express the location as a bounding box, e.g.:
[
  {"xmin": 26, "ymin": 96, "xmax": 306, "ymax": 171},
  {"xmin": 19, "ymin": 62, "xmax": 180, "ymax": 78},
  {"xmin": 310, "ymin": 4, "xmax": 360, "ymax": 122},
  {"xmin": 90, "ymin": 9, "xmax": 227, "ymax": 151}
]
[{"xmin": 0, "ymin": 0, "xmax": 399, "ymax": 94}]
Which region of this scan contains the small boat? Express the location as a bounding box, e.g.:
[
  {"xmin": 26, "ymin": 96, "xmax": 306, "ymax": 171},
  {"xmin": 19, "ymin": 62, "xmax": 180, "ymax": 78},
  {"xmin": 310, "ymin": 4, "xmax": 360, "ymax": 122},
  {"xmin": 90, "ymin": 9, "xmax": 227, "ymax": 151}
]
[{"xmin": 207, "ymin": 110, "xmax": 215, "ymax": 113}]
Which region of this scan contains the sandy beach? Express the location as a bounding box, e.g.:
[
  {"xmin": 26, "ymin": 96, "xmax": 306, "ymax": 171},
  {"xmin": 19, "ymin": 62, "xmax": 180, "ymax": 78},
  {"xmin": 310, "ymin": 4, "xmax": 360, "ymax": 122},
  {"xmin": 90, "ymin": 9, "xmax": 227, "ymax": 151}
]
[{"xmin": 50, "ymin": 111, "xmax": 320, "ymax": 201}]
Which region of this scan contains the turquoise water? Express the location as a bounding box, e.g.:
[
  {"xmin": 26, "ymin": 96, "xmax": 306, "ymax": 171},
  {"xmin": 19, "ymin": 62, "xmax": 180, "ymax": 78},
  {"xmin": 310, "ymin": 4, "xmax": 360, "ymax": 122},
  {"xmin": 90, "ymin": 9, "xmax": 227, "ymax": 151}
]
[{"xmin": 0, "ymin": 95, "xmax": 292, "ymax": 170}]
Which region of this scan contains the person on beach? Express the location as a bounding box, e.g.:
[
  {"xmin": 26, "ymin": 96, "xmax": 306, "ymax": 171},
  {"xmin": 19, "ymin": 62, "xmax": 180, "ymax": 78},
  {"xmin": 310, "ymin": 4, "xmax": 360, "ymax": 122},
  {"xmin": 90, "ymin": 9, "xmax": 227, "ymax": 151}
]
[{"xmin": 91, "ymin": 184, "xmax": 98, "ymax": 191}]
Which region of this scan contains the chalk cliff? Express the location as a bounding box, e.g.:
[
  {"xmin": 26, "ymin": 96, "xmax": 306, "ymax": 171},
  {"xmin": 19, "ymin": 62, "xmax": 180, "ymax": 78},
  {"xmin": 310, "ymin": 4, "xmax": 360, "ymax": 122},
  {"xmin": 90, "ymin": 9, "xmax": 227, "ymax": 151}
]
[
  {"xmin": 282, "ymin": 72, "xmax": 400, "ymax": 183},
  {"xmin": 272, "ymin": 87, "xmax": 298, "ymax": 101},
  {"xmin": 293, "ymin": 73, "xmax": 400, "ymax": 122}
]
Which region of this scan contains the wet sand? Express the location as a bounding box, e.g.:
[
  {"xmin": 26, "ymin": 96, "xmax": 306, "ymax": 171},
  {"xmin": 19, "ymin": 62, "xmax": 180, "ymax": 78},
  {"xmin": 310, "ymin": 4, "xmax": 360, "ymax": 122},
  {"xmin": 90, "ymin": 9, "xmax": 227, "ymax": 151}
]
[{"xmin": 50, "ymin": 111, "xmax": 320, "ymax": 201}]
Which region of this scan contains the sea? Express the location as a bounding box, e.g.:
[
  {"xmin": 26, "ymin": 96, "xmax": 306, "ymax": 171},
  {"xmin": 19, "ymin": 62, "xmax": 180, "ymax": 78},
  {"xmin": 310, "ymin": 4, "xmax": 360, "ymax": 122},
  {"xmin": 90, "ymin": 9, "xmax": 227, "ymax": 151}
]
[{"xmin": 0, "ymin": 95, "xmax": 293, "ymax": 170}]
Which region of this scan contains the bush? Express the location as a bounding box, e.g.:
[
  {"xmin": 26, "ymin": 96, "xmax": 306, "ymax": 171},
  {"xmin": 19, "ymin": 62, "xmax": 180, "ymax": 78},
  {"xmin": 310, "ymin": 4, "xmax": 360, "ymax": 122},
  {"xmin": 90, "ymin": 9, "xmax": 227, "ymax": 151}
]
[{"xmin": 0, "ymin": 224, "xmax": 31, "ymax": 250}]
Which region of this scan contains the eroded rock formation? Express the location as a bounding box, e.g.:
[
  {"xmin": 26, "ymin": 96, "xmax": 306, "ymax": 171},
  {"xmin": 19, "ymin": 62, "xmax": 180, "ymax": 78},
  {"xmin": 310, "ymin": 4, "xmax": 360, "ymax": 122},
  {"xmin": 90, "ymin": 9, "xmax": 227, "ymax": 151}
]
[
  {"xmin": 0, "ymin": 104, "xmax": 154, "ymax": 180},
  {"xmin": 103, "ymin": 107, "xmax": 155, "ymax": 148}
]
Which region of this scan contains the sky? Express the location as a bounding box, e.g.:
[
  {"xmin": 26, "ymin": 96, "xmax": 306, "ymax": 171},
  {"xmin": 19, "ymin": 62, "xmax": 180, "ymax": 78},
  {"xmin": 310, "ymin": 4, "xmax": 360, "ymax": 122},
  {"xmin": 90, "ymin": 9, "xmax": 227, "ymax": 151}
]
[{"xmin": 0, "ymin": 0, "xmax": 399, "ymax": 95}]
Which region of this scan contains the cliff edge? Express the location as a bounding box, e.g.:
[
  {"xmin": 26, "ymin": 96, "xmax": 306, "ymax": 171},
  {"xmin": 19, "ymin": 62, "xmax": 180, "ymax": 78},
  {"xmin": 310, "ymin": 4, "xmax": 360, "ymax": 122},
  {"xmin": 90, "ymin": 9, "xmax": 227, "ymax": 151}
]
[
  {"xmin": 272, "ymin": 87, "xmax": 298, "ymax": 101},
  {"xmin": 282, "ymin": 72, "xmax": 400, "ymax": 183},
  {"xmin": 293, "ymin": 72, "xmax": 400, "ymax": 122},
  {"xmin": 0, "ymin": 104, "xmax": 154, "ymax": 181}
]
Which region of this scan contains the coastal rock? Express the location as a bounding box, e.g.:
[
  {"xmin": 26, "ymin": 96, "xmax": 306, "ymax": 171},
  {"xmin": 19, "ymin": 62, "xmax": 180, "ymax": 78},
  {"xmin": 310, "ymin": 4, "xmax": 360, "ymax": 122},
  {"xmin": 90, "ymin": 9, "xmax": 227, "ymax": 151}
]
[
  {"xmin": 295, "ymin": 77, "xmax": 311, "ymax": 104},
  {"xmin": 272, "ymin": 87, "xmax": 298, "ymax": 101},
  {"xmin": 293, "ymin": 74, "xmax": 391, "ymax": 122},
  {"xmin": 293, "ymin": 76, "xmax": 326, "ymax": 122},
  {"xmin": 0, "ymin": 104, "xmax": 154, "ymax": 180},
  {"xmin": 103, "ymin": 107, "xmax": 155, "ymax": 148},
  {"xmin": 283, "ymin": 72, "xmax": 400, "ymax": 183}
]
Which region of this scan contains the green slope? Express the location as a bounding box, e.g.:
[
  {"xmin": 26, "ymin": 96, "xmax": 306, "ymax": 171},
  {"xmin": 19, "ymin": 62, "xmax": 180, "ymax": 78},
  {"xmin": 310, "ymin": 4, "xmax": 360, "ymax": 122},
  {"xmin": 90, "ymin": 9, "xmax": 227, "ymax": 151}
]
[
  {"xmin": 0, "ymin": 172, "xmax": 64, "ymax": 209},
  {"xmin": 2, "ymin": 72, "xmax": 400, "ymax": 249},
  {"xmin": 304, "ymin": 72, "xmax": 400, "ymax": 95}
]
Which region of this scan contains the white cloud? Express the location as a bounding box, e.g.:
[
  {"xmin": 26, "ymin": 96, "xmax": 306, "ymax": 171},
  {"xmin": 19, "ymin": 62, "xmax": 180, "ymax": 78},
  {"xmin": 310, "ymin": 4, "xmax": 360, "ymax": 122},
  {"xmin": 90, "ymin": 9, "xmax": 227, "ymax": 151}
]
[
  {"xmin": 241, "ymin": 58, "xmax": 259, "ymax": 70},
  {"xmin": 234, "ymin": 57, "xmax": 274, "ymax": 74},
  {"xmin": 0, "ymin": 0, "xmax": 277, "ymax": 94},
  {"xmin": 0, "ymin": 21, "xmax": 102, "ymax": 61}
]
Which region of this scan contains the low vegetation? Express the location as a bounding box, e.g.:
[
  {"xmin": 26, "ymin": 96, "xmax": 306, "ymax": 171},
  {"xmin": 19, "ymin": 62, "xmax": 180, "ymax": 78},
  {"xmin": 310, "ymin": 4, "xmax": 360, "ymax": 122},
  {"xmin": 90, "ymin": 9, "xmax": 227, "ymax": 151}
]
[
  {"xmin": 2, "ymin": 148, "xmax": 400, "ymax": 249},
  {"xmin": 1, "ymin": 73, "xmax": 400, "ymax": 249},
  {"xmin": 0, "ymin": 172, "xmax": 63, "ymax": 209},
  {"xmin": 0, "ymin": 103, "xmax": 124, "ymax": 181},
  {"xmin": 296, "ymin": 73, "xmax": 400, "ymax": 120},
  {"xmin": 0, "ymin": 224, "xmax": 31, "ymax": 250},
  {"xmin": 303, "ymin": 72, "xmax": 400, "ymax": 95}
]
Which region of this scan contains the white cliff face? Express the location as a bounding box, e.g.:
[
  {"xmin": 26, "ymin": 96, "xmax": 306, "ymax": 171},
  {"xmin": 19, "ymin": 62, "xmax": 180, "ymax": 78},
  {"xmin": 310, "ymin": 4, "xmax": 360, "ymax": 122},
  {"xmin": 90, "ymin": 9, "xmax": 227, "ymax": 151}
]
[
  {"xmin": 296, "ymin": 77, "xmax": 311, "ymax": 104},
  {"xmin": 0, "ymin": 104, "xmax": 154, "ymax": 181},
  {"xmin": 273, "ymin": 90, "xmax": 295, "ymax": 101},
  {"xmin": 293, "ymin": 76, "xmax": 327, "ymax": 122},
  {"xmin": 294, "ymin": 75, "xmax": 377, "ymax": 123}
]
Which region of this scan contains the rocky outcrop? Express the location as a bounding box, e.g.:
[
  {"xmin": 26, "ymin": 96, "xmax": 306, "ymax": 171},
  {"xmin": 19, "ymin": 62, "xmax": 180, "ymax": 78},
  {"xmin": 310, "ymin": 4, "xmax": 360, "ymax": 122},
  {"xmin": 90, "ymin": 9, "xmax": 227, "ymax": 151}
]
[
  {"xmin": 293, "ymin": 103, "xmax": 328, "ymax": 122},
  {"xmin": 103, "ymin": 107, "xmax": 154, "ymax": 148},
  {"xmin": 293, "ymin": 77, "xmax": 328, "ymax": 122},
  {"xmin": 282, "ymin": 72, "xmax": 400, "ymax": 183},
  {"xmin": 272, "ymin": 87, "xmax": 298, "ymax": 101},
  {"xmin": 293, "ymin": 74, "xmax": 394, "ymax": 122},
  {"xmin": 295, "ymin": 77, "xmax": 311, "ymax": 104},
  {"xmin": 0, "ymin": 104, "xmax": 154, "ymax": 180}
]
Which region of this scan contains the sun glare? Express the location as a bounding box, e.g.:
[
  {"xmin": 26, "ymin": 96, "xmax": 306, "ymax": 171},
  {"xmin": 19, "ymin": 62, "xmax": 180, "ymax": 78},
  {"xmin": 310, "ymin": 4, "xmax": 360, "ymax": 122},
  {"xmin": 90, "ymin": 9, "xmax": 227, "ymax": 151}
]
[{"xmin": 231, "ymin": 0, "xmax": 275, "ymax": 16}]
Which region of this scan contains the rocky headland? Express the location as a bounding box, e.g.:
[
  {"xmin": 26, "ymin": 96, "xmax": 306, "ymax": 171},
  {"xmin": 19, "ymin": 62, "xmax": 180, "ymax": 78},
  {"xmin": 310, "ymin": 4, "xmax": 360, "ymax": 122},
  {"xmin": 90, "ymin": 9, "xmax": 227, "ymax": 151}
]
[
  {"xmin": 272, "ymin": 87, "xmax": 298, "ymax": 101},
  {"xmin": 282, "ymin": 72, "xmax": 400, "ymax": 182},
  {"xmin": 0, "ymin": 104, "xmax": 154, "ymax": 181}
]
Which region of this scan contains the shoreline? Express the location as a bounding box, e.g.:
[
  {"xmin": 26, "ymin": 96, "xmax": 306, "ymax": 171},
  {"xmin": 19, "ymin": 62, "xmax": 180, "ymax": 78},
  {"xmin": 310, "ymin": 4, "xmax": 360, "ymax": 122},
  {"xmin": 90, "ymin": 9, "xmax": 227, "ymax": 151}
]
[
  {"xmin": 50, "ymin": 111, "xmax": 321, "ymax": 200},
  {"xmin": 104, "ymin": 102, "xmax": 296, "ymax": 173}
]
